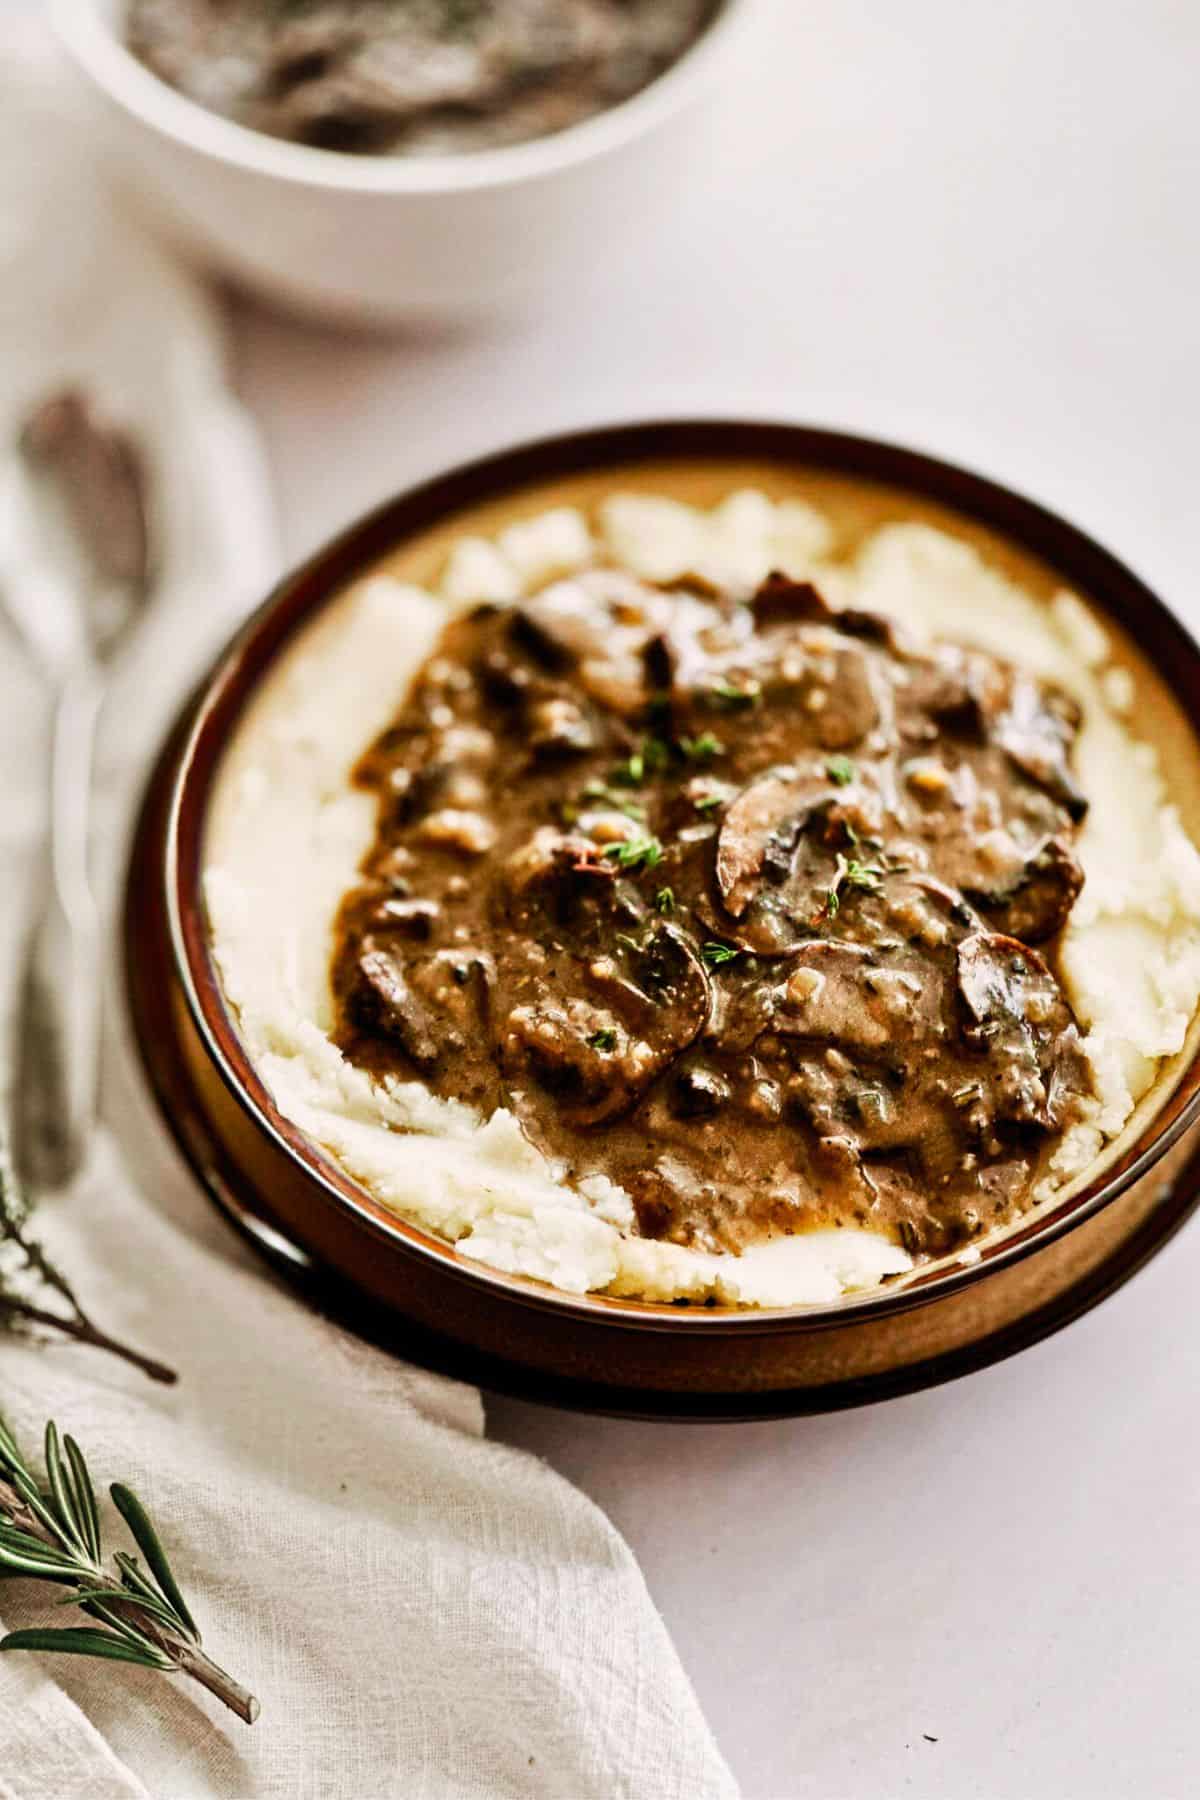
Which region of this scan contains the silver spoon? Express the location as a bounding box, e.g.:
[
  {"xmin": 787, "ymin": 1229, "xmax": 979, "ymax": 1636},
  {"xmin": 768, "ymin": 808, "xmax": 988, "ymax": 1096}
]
[{"xmin": 0, "ymin": 390, "xmax": 155, "ymax": 1191}]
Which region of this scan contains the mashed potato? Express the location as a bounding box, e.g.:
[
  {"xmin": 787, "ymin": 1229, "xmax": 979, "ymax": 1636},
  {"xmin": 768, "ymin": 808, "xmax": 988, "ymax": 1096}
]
[{"xmin": 204, "ymin": 492, "xmax": 1200, "ymax": 1307}]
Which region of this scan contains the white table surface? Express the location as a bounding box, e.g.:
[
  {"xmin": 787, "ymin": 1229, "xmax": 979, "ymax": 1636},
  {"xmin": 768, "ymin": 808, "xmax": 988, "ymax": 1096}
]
[{"xmin": 117, "ymin": 2, "xmax": 1200, "ymax": 1793}]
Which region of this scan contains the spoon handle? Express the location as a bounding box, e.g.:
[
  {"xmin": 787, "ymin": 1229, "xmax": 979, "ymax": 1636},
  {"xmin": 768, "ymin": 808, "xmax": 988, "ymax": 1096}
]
[{"xmin": 15, "ymin": 665, "xmax": 104, "ymax": 1192}]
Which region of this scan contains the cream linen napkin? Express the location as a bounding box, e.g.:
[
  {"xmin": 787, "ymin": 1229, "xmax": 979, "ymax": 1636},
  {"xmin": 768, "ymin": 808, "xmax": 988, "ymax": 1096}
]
[{"xmin": 0, "ymin": 30, "xmax": 737, "ymax": 1800}]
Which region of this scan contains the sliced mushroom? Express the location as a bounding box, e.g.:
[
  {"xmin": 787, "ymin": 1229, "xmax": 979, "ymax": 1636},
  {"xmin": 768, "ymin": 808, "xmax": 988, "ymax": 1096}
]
[
  {"xmin": 994, "ymin": 676, "xmax": 1088, "ymax": 821},
  {"xmin": 750, "ymin": 573, "xmax": 911, "ymax": 658},
  {"xmin": 505, "ymin": 925, "xmax": 710, "ymax": 1126},
  {"xmin": 956, "ymin": 932, "xmax": 1067, "ymax": 1032},
  {"xmin": 346, "ymin": 940, "xmax": 441, "ymax": 1072},
  {"xmin": 716, "ymin": 769, "xmax": 834, "ymax": 918},
  {"xmin": 923, "ymin": 648, "xmax": 1009, "ymax": 741},
  {"xmin": 526, "ymin": 695, "xmax": 597, "ymax": 760},
  {"xmin": 508, "ymin": 604, "xmax": 576, "ymax": 672},
  {"xmin": 365, "ymin": 896, "xmax": 441, "ymax": 939},
  {"xmin": 627, "ymin": 924, "xmax": 712, "ymax": 1037},
  {"xmin": 669, "ymin": 1064, "xmax": 731, "ymax": 1119},
  {"xmin": 804, "ymin": 641, "xmax": 881, "ymax": 750},
  {"xmin": 954, "ymin": 932, "xmax": 1079, "ymax": 1129},
  {"xmin": 835, "ymin": 607, "xmax": 915, "ymax": 655},
  {"xmin": 770, "ymin": 940, "xmax": 893, "ymax": 1053},
  {"xmin": 750, "ymin": 573, "xmax": 833, "ymax": 630},
  {"xmin": 494, "ymin": 826, "xmax": 628, "ymax": 929},
  {"xmin": 965, "ymin": 836, "xmax": 1084, "ymax": 944},
  {"xmin": 477, "ymin": 646, "xmax": 532, "ymax": 705}
]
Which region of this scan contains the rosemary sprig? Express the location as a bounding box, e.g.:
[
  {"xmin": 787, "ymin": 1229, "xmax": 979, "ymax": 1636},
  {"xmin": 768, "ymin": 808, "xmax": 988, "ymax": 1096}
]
[
  {"xmin": 0, "ymin": 1119, "xmax": 174, "ymax": 1385},
  {"xmin": 0, "ymin": 1413, "xmax": 258, "ymax": 1723}
]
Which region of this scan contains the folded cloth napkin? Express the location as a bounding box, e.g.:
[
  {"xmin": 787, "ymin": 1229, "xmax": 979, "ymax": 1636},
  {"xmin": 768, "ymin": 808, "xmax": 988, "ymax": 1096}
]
[{"xmin": 0, "ymin": 29, "xmax": 737, "ymax": 1800}]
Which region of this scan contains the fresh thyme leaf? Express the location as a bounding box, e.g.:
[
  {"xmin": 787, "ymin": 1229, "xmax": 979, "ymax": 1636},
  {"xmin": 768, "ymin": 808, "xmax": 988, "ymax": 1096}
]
[
  {"xmin": 843, "ymin": 858, "xmax": 885, "ymax": 893},
  {"xmin": 611, "ymin": 736, "xmax": 670, "ymax": 787},
  {"xmin": 692, "ymin": 789, "xmax": 728, "ymax": 813},
  {"xmin": 588, "ymin": 1029, "xmax": 617, "ymax": 1053},
  {"xmin": 602, "ymin": 834, "xmax": 664, "ymax": 872},
  {"xmin": 706, "ymin": 677, "xmax": 761, "ymax": 711},
  {"xmin": 826, "ymin": 755, "xmax": 856, "ymax": 786},
  {"xmin": 701, "ymin": 941, "xmax": 741, "ymax": 968},
  {"xmin": 678, "ymin": 731, "xmax": 724, "ymax": 762},
  {"xmin": 580, "ymin": 780, "xmax": 646, "ymax": 821},
  {"xmin": 655, "ymin": 886, "xmax": 676, "ymax": 915},
  {"xmin": 822, "ymin": 851, "xmax": 885, "ymax": 919}
]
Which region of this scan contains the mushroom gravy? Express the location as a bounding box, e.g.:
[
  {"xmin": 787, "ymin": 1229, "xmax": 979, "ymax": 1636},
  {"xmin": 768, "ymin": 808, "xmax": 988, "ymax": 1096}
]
[
  {"xmin": 329, "ymin": 568, "xmax": 1095, "ymax": 1263},
  {"xmin": 125, "ymin": 1, "xmax": 718, "ymax": 156}
]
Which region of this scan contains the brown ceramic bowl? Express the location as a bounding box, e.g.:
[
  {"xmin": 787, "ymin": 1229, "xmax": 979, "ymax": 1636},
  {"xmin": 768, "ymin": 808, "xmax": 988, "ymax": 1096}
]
[{"xmin": 125, "ymin": 420, "xmax": 1200, "ymax": 1417}]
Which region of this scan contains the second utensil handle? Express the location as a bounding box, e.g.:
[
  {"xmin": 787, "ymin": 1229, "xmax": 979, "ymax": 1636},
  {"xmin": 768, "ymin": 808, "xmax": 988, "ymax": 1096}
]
[{"xmin": 17, "ymin": 664, "xmax": 104, "ymax": 1192}]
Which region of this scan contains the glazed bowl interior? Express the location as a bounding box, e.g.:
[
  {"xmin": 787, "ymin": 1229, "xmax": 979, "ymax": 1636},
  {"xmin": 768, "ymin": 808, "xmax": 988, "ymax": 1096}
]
[
  {"xmin": 55, "ymin": 0, "xmax": 747, "ymax": 194},
  {"xmin": 168, "ymin": 423, "xmax": 1200, "ymax": 1332}
]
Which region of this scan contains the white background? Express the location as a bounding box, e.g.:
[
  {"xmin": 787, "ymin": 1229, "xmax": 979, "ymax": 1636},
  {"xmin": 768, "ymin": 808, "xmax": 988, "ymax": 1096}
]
[{"xmin": 70, "ymin": 1, "xmax": 1200, "ymax": 1793}]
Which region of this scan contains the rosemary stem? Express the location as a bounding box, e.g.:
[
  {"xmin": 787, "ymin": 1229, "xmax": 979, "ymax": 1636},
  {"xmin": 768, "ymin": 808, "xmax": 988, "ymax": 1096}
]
[
  {"xmin": 173, "ymin": 1643, "xmax": 261, "ymax": 1725},
  {"xmin": 0, "ymin": 1298, "xmax": 177, "ymax": 1386}
]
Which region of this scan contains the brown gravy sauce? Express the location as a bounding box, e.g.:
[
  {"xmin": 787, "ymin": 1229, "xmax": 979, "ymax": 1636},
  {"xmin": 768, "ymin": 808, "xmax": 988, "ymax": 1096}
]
[{"xmin": 328, "ymin": 559, "xmax": 1094, "ymax": 1262}]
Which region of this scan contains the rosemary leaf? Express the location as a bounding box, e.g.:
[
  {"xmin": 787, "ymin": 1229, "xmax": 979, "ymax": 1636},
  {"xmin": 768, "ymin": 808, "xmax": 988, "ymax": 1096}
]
[
  {"xmin": 110, "ymin": 1483, "xmax": 200, "ymax": 1643},
  {"xmin": 0, "ymin": 1626, "xmax": 168, "ymax": 1669},
  {"xmin": 63, "ymin": 1435, "xmax": 102, "ymax": 1564},
  {"xmin": 44, "ymin": 1424, "xmax": 92, "ymax": 1564}
]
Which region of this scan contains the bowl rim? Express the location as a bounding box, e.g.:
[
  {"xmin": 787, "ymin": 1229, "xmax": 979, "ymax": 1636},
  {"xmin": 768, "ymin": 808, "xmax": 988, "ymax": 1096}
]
[
  {"xmin": 164, "ymin": 417, "xmax": 1200, "ymax": 1336},
  {"xmin": 50, "ymin": 0, "xmax": 750, "ymax": 196}
]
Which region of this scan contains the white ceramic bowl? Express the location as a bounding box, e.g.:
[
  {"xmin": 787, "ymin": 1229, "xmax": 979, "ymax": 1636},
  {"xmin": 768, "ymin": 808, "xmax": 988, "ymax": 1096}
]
[{"xmin": 52, "ymin": 0, "xmax": 751, "ymax": 329}]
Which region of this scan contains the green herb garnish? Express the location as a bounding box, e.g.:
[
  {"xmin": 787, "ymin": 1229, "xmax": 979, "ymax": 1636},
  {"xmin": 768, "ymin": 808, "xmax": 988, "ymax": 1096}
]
[
  {"xmin": 701, "ymin": 941, "xmax": 741, "ymax": 968},
  {"xmin": 581, "ymin": 780, "xmax": 646, "ymax": 821},
  {"xmin": 655, "ymin": 887, "xmax": 676, "ymax": 915},
  {"xmin": 588, "ymin": 1029, "xmax": 618, "ymax": 1053},
  {"xmin": 602, "ymin": 835, "xmax": 665, "ymax": 873},
  {"xmin": 0, "ymin": 1414, "xmax": 258, "ymax": 1723},
  {"xmin": 678, "ymin": 731, "xmax": 725, "ymax": 762},
  {"xmin": 826, "ymin": 755, "xmax": 856, "ymax": 786},
  {"xmin": 611, "ymin": 736, "xmax": 671, "ymax": 787},
  {"xmin": 693, "ymin": 789, "xmax": 729, "ymax": 814},
  {"xmin": 706, "ymin": 678, "xmax": 761, "ymax": 711},
  {"xmin": 843, "ymin": 858, "xmax": 885, "ymax": 893},
  {"xmin": 822, "ymin": 852, "xmax": 886, "ymax": 919}
]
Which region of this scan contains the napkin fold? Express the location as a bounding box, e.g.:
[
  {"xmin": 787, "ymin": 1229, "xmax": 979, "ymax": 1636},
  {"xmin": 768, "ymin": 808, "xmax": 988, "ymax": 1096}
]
[{"xmin": 0, "ymin": 28, "xmax": 736, "ymax": 1800}]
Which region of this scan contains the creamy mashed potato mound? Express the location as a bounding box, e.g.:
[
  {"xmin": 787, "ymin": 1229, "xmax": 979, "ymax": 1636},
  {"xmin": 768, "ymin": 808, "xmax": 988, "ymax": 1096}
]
[{"xmin": 205, "ymin": 492, "xmax": 1200, "ymax": 1307}]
